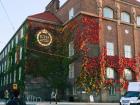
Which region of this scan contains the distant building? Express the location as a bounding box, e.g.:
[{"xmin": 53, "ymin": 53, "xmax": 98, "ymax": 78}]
[{"xmin": 1, "ymin": 0, "xmax": 140, "ymax": 102}]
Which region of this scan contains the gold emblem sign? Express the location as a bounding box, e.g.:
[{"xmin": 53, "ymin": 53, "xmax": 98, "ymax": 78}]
[{"xmin": 37, "ymin": 29, "xmax": 52, "ymax": 46}]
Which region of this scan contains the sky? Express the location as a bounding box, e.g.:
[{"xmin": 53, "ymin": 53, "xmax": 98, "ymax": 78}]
[{"xmin": 0, "ymin": 0, "xmax": 67, "ymax": 52}]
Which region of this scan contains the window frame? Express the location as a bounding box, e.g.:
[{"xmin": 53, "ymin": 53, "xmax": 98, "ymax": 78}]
[
  {"xmin": 103, "ymin": 7, "xmax": 114, "ymax": 19},
  {"xmin": 106, "ymin": 67, "xmax": 115, "ymax": 79},
  {"xmin": 124, "ymin": 45, "xmax": 132, "ymax": 58},
  {"xmin": 137, "ymin": 16, "xmax": 140, "ymax": 26},
  {"xmin": 69, "ymin": 63, "xmax": 74, "ymax": 79},
  {"xmin": 106, "ymin": 42, "xmax": 114, "ymax": 56},
  {"xmin": 69, "ymin": 41, "xmax": 74, "ymax": 57},
  {"xmin": 124, "ymin": 68, "xmax": 133, "ymax": 81},
  {"xmin": 109, "ymin": 86, "xmax": 116, "ymax": 95},
  {"xmin": 121, "ymin": 12, "xmax": 131, "ymax": 23},
  {"xmin": 69, "ymin": 8, "xmax": 74, "ymax": 20}
]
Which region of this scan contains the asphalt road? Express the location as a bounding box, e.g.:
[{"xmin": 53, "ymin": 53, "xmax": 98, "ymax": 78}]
[
  {"xmin": 35, "ymin": 102, "xmax": 120, "ymax": 105},
  {"xmin": 0, "ymin": 102, "xmax": 120, "ymax": 105}
]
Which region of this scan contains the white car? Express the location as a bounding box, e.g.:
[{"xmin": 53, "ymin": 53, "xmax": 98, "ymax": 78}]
[{"xmin": 120, "ymin": 82, "xmax": 140, "ymax": 105}]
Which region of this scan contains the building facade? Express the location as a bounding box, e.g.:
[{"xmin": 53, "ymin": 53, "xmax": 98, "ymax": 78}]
[
  {"xmin": 1, "ymin": 0, "xmax": 140, "ymax": 102},
  {"xmin": 55, "ymin": 0, "xmax": 140, "ymax": 102}
]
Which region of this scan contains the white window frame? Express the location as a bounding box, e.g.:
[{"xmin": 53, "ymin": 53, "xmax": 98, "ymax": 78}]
[
  {"xmin": 106, "ymin": 67, "xmax": 115, "ymax": 79},
  {"xmin": 19, "ymin": 67, "xmax": 22, "ymax": 80},
  {"xmin": 69, "ymin": 8, "xmax": 74, "ymax": 20},
  {"xmin": 15, "ymin": 52, "xmax": 17, "ymax": 63},
  {"xmin": 69, "ymin": 63, "xmax": 74, "ymax": 79},
  {"xmin": 0, "ymin": 54, "xmax": 1, "ymax": 61},
  {"xmin": 4, "ymin": 60, "xmax": 7, "ymax": 71},
  {"xmin": 121, "ymin": 12, "xmax": 130, "ymax": 23},
  {"xmin": 137, "ymin": 16, "xmax": 140, "ymax": 26},
  {"xmin": 20, "ymin": 27, "xmax": 24, "ymax": 39},
  {"xmin": 103, "ymin": 7, "xmax": 113, "ymax": 19},
  {"xmin": 2, "ymin": 63, "xmax": 3, "ymax": 72},
  {"xmin": 20, "ymin": 47, "xmax": 23, "ymax": 60},
  {"xmin": 6, "ymin": 75, "xmax": 8, "ymax": 85},
  {"xmin": 69, "ymin": 41, "xmax": 74, "ymax": 57},
  {"xmin": 15, "ymin": 35, "xmax": 18, "ymax": 44},
  {"xmin": 11, "ymin": 40, "xmax": 14, "ymax": 49},
  {"xmin": 124, "ymin": 45, "xmax": 132, "ymax": 58},
  {"xmin": 4, "ymin": 76, "xmax": 5, "ymax": 86},
  {"xmin": 14, "ymin": 70, "xmax": 16, "ymax": 82},
  {"xmin": 124, "ymin": 69, "xmax": 132, "ymax": 80},
  {"xmin": 10, "ymin": 73, "xmax": 12, "ymax": 83},
  {"xmin": 106, "ymin": 42, "xmax": 114, "ymax": 56},
  {"xmin": 109, "ymin": 86, "xmax": 116, "ymax": 95}
]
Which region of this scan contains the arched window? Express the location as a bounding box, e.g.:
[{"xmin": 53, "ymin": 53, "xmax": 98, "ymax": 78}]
[
  {"xmin": 124, "ymin": 69, "xmax": 132, "ymax": 80},
  {"xmin": 137, "ymin": 16, "xmax": 140, "ymax": 26},
  {"xmin": 106, "ymin": 67, "xmax": 115, "ymax": 79},
  {"xmin": 103, "ymin": 7, "xmax": 113, "ymax": 19},
  {"xmin": 121, "ymin": 12, "xmax": 130, "ymax": 23}
]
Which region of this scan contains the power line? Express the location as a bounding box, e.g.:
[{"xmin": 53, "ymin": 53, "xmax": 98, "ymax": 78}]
[{"xmin": 0, "ymin": 0, "xmax": 15, "ymax": 31}]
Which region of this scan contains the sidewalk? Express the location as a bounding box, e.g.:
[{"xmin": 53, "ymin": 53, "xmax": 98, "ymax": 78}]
[
  {"xmin": 35, "ymin": 102, "xmax": 120, "ymax": 105},
  {"xmin": 0, "ymin": 101, "xmax": 120, "ymax": 105}
]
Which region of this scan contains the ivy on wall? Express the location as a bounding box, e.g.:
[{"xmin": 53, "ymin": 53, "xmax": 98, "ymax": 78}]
[{"xmin": 65, "ymin": 15, "xmax": 139, "ymax": 95}]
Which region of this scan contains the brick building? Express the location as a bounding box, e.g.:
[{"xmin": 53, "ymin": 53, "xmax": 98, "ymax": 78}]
[
  {"xmin": 54, "ymin": 0, "xmax": 140, "ymax": 102},
  {"xmin": 1, "ymin": 0, "xmax": 140, "ymax": 102}
]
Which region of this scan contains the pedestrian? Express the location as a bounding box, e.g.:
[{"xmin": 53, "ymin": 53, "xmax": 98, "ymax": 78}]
[
  {"xmin": 50, "ymin": 90, "xmax": 57, "ymax": 104},
  {"xmin": 4, "ymin": 89, "xmax": 9, "ymax": 103},
  {"xmin": 6, "ymin": 89, "xmax": 26, "ymax": 105}
]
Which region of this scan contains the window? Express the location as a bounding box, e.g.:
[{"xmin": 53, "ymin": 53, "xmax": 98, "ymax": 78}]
[
  {"xmin": 0, "ymin": 54, "xmax": 1, "ymax": 61},
  {"xmin": 109, "ymin": 86, "xmax": 116, "ymax": 95},
  {"xmin": 20, "ymin": 28, "xmax": 24, "ymax": 39},
  {"xmin": 20, "ymin": 47, "xmax": 23, "ymax": 60},
  {"xmin": 121, "ymin": 12, "xmax": 130, "ymax": 23},
  {"xmin": 69, "ymin": 63, "xmax": 74, "ymax": 79},
  {"xmin": 19, "ymin": 67, "xmax": 22, "ymax": 80},
  {"xmin": 88, "ymin": 44, "xmax": 100, "ymax": 57},
  {"xmin": 0, "ymin": 65, "xmax": 1, "ymax": 73},
  {"xmin": 69, "ymin": 41, "xmax": 74, "ymax": 57},
  {"xmin": 11, "ymin": 40, "xmax": 14, "ymax": 49},
  {"xmin": 8, "ymin": 44, "xmax": 10, "ymax": 53},
  {"xmin": 2, "ymin": 63, "xmax": 3, "ymax": 72},
  {"xmin": 103, "ymin": 7, "xmax": 113, "ymax": 19},
  {"xmin": 10, "ymin": 73, "xmax": 12, "ymax": 83},
  {"xmin": 106, "ymin": 42, "xmax": 114, "ymax": 56},
  {"xmin": 124, "ymin": 69, "xmax": 132, "ymax": 80},
  {"xmin": 4, "ymin": 76, "xmax": 5, "ymax": 86},
  {"xmin": 137, "ymin": 16, "xmax": 140, "ymax": 26},
  {"xmin": 1, "ymin": 79, "xmax": 2, "ymax": 86},
  {"xmin": 6, "ymin": 75, "xmax": 8, "ymax": 85},
  {"xmin": 5, "ymin": 48, "xmax": 7, "ymax": 56},
  {"xmin": 7, "ymin": 59, "xmax": 9, "ymax": 69},
  {"xmin": 11, "ymin": 57, "xmax": 13, "ymax": 65},
  {"xmin": 15, "ymin": 35, "xmax": 18, "ymax": 44},
  {"xmin": 14, "ymin": 70, "xmax": 16, "ymax": 82},
  {"xmin": 124, "ymin": 45, "xmax": 132, "ymax": 58},
  {"xmin": 106, "ymin": 67, "xmax": 115, "ymax": 79},
  {"xmin": 15, "ymin": 52, "xmax": 17, "ymax": 63},
  {"xmin": 69, "ymin": 8, "xmax": 74, "ymax": 20},
  {"xmin": 4, "ymin": 60, "xmax": 7, "ymax": 71}
]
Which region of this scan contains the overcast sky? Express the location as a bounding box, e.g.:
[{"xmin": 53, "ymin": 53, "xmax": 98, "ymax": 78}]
[{"xmin": 0, "ymin": 0, "xmax": 67, "ymax": 51}]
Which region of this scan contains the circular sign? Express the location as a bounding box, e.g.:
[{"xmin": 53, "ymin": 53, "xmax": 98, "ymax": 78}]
[{"xmin": 37, "ymin": 29, "xmax": 52, "ymax": 46}]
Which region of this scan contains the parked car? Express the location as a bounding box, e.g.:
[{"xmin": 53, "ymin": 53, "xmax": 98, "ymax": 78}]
[{"xmin": 120, "ymin": 82, "xmax": 140, "ymax": 105}]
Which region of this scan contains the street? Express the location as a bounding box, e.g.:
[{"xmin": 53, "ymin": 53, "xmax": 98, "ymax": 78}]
[
  {"xmin": 0, "ymin": 102, "xmax": 120, "ymax": 105},
  {"xmin": 35, "ymin": 102, "xmax": 120, "ymax": 105}
]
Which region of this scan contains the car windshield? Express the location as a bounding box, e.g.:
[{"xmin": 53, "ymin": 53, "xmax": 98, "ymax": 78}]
[{"xmin": 124, "ymin": 91, "xmax": 140, "ymax": 97}]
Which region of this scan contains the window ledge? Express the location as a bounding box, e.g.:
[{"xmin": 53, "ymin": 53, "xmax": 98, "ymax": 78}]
[
  {"xmin": 102, "ymin": 17, "xmax": 117, "ymax": 22},
  {"xmin": 120, "ymin": 21, "xmax": 133, "ymax": 26}
]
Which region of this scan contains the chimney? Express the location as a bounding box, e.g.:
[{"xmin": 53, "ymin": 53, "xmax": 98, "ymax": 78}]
[{"xmin": 45, "ymin": 0, "xmax": 60, "ymax": 13}]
